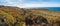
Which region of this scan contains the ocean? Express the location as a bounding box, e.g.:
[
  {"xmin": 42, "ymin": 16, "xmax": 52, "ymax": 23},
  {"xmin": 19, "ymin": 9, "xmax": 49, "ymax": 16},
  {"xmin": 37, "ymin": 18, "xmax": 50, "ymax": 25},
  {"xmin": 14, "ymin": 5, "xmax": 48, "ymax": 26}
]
[{"xmin": 44, "ymin": 7, "xmax": 60, "ymax": 12}]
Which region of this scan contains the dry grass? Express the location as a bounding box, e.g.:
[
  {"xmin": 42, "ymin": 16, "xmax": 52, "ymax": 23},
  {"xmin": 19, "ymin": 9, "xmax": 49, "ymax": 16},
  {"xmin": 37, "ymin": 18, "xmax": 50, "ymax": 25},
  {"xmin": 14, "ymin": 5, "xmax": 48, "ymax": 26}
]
[{"xmin": 0, "ymin": 6, "xmax": 60, "ymax": 26}]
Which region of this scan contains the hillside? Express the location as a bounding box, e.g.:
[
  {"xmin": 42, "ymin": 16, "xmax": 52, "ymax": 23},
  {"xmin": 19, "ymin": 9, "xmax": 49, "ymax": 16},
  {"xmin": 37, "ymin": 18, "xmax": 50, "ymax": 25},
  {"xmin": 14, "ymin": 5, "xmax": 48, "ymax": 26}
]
[
  {"xmin": 25, "ymin": 9, "xmax": 60, "ymax": 20},
  {"xmin": 0, "ymin": 6, "xmax": 60, "ymax": 26},
  {"xmin": 25, "ymin": 9, "xmax": 60, "ymax": 26},
  {"xmin": 0, "ymin": 10, "xmax": 16, "ymax": 26},
  {"xmin": 0, "ymin": 6, "xmax": 25, "ymax": 26},
  {"xmin": 0, "ymin": 6, "xmax": 25, "ymax": 21}
]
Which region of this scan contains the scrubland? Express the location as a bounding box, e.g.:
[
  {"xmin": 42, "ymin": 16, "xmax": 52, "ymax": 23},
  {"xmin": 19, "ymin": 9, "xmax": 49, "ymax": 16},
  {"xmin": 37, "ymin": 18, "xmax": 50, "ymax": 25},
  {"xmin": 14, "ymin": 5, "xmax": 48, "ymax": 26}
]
[{"xmin": 0, "ymin": 6, "xmax": 60, "ymax": 26}]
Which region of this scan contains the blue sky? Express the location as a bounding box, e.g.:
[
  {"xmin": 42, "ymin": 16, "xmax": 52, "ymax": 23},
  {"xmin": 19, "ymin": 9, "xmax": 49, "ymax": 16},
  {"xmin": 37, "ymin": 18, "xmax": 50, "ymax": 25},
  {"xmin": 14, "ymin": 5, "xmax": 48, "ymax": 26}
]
[{"xmin": 0, "ymin": 0, "xmax": 60, "ymax": 8}]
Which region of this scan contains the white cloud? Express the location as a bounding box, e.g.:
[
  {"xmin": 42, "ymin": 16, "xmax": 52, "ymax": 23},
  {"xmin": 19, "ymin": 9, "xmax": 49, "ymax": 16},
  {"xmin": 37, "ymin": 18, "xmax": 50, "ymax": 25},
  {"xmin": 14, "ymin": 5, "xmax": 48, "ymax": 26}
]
[
  {"xmin": 3, "ymin": 0, "xmax": 23, "ymax": 7},
  {"xmin": 18, "ymin": 0, "xmax": 23, "ymax": 2},
  {"xmin": 3, "ymin": 0, "xmax": 60, "ymax": 8},
  {"xmin": 5, "ymin": 0, "xmax": 13, "ymax": 4},
  {"xmin": 19, "ymin": 2, "xmax": 60, "ymax": 8},
  {"xmin": 5, "ymin": 0, "xmax": 23, "ymax": 4}
]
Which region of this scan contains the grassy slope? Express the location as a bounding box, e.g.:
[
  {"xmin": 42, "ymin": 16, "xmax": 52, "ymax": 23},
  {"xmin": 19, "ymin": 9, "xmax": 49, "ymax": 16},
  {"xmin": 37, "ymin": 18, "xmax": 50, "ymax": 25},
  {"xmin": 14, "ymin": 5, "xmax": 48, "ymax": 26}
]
[
  {"xmin": 0, "ymin": 10, "xmax": 16, "ymax": 26},
  {"xmin": 0, "ymin": 6, "xmax": 25, "ymax": 20},
  {"xmin": 25, "ymin": 9, "xmax": 60, "ymax": 26},
  {"xmin": 0, "ymin": 6, "xmax": 24, "ymax": 26},
  {"xmin": 0, "ymin": 6, "xmax": 60, "ymax": 26}
]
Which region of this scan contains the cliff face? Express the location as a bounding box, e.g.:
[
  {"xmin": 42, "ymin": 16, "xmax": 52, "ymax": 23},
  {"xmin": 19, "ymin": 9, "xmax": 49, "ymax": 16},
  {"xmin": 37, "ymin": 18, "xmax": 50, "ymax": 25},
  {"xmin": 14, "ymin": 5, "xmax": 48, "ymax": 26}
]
[{"xmin": 0, "ymin": 6, "xmax": 60, "ymax": 26}]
